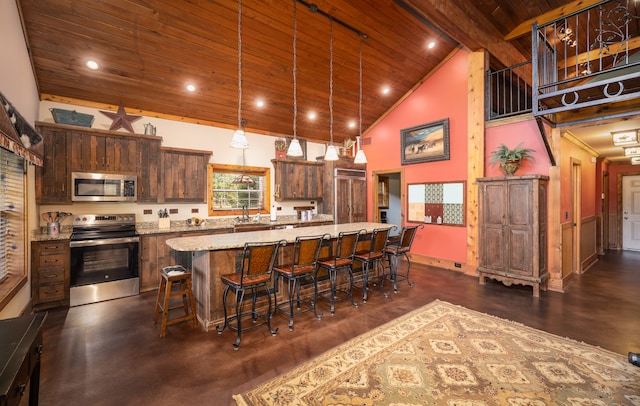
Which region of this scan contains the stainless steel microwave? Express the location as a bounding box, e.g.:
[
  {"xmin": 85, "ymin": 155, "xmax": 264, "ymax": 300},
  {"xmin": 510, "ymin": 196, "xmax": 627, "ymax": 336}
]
[{"xmin": 71, "ymin": 172, "xmax": 137, "ymax": 202}]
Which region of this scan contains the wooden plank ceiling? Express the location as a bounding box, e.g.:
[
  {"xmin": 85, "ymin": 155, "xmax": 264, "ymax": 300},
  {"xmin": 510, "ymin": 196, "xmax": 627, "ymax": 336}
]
[{"xmin": 17, "ymin": 0, "xmax": 578, "ymax": 145}]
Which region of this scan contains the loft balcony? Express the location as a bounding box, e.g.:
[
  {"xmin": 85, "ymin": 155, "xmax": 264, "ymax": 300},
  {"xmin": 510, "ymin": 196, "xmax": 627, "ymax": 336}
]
[{"xmin": 488, "ymin": 0, "xmax": 640, "ymax": 126}]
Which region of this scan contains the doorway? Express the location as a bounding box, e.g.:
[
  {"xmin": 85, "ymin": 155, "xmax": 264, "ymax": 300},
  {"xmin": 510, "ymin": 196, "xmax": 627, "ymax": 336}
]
[
  {"xmin": 373, "ymin": 170, "xmax": 402, "ymax": 236},
  {"xmin": 622, "ymin": 174, "xmax": 640, "ymax": 251}
]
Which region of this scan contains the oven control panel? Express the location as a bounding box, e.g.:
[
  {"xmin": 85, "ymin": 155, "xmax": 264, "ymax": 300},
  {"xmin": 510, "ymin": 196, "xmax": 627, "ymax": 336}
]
[{"xmin": 73, "ymin": 214, "xmax": 136, "ymax": 226}]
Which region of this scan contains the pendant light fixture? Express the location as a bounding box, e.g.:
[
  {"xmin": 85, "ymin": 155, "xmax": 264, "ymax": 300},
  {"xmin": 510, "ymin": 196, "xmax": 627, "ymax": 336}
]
[
  {"xmin": 353, "ymin": 36, "xmax": 368, "ymax": 164},
  {"xmin": 287, "ymin": 0, "xmax": 304, "ymax": 157},
  {"xmin": 324, "ymin": 17, "xmax": 339, "ymax": 161},
  {"xmin": 230, "ymin": 0, "xmax": 249, "ymax": 149}
]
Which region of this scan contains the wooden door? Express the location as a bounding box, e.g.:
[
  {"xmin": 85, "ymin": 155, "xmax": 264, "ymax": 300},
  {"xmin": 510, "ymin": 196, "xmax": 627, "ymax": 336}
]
[
  {"xmin": 622, "ymin": 174, "xmax": 640, "ymax": 251},
  {"xmin": 335, "ymin": 177, "xmax": 351, "ymax": 224},
  {"xmin": 479, "ymin": 181, "xmax": 506, "ymax": 272},
  {"xmin": 139, "ymin": 235, "xmax": 159, "ymax": 292},
  {"xmin": 506, "ymin": 180, "xmax": 534, "ymax": 276},
  {"xmin": 350, "ymin": 177, "xmax": 367, "ymax": 222},
  {"xmin": 137, "ymin": 138, "xmax": 161, "ymax": 202}
]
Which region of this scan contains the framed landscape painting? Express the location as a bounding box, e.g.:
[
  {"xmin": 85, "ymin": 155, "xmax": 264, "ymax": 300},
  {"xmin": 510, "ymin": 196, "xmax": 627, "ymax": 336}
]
[{"xmin": 400, "ymin": 118, "xmax": 450, "ymax": 165}]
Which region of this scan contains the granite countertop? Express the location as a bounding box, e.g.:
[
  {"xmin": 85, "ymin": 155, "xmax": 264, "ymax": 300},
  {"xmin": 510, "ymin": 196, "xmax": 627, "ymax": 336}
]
[
  {"xmin": 166, "ymin": 222, "xmax": 395, "ymax": 252},
  {"xmin": 31, "ymin": 215, "xmax": 334, "ymax": 241}
]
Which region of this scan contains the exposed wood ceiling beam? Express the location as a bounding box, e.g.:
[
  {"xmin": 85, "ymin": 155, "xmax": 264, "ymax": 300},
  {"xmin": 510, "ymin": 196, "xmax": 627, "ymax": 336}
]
[
  {"xmin": 504, "ymin": 0, "xmax": 605, "ymax": 41},
  {"xmin": 398, "ymin": 0, "xmax": 527, "ymax": 68}
]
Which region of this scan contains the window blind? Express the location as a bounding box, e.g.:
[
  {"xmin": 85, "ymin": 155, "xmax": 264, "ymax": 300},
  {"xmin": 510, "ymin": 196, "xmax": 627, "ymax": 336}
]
[{"xmin": 0, "ymin": 148, "xmax": 25, "ymax": 283}]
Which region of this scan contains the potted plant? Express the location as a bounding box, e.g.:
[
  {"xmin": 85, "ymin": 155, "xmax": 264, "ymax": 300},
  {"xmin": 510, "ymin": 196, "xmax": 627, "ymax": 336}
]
[
  {"xmin": 341, "ymin": 138, "xmax": 354, "ymax": 157},
  {"xmin": 274, "ymin": 138, "xmax": 287, "ymax": 159},
  {"xmin": 490, "ymin": 142, "xmax": 535, "ymax": 175}
]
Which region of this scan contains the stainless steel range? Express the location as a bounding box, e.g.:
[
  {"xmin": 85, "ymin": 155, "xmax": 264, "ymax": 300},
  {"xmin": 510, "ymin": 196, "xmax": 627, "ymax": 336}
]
[{"xmin": 69, "ymin": 213, "xmax": 139, "ymax": 306}]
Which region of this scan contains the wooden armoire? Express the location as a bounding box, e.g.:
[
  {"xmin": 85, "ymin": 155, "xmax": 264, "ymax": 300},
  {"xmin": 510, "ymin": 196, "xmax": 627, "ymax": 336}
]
[{"xmin": 477, "ymin": 175, "xmax": 549, "ymax": 297}]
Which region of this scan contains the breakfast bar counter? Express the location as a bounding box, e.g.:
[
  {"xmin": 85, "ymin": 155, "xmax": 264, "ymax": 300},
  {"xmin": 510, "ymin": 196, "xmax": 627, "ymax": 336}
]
[{"xmin": 166, "ymin": 222, "xmax": 394, "ymax": 329}]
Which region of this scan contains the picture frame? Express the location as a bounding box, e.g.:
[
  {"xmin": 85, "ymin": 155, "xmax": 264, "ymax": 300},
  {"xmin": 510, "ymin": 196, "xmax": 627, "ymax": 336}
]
[
  {"xmin": 286, "ymin": 137, "xmax": 307, "ymax": 160},
  {"xmin": 400, "ymin": 118, "xmax": 450, "ymax": 165}
]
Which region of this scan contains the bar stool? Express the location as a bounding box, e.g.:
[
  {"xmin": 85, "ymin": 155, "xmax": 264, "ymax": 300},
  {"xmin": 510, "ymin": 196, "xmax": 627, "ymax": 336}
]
[
  {"xmin": 153, "ymin": 265, "xmax": 197, "ymax": 338},
  {"xmin": 273, "ymin": 233, "xmax": 330, "ymax": 331},
  {"xmin": 317, "ymin": 229, "xmax": 364, "ymax": 315},
  {"xmin": 353, "ymin": 227, "xmax": 392, "ymax": 302},
  {"xmin": 383, "ymin": 225, "xmax": 422, "ymax": 293},
  {"xmin": 216, "ymin": 240, "xmax": 286, "ymax": 350}
]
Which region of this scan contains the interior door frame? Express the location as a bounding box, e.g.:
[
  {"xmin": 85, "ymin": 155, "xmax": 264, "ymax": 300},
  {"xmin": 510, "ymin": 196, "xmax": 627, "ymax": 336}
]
[
  {"xmin": 372, "ymin": 168, "xmax": 404, "ymax": 225},
  {"xmin": 571, "ymin": 158, "xmax": 582, "ymax": 274}
]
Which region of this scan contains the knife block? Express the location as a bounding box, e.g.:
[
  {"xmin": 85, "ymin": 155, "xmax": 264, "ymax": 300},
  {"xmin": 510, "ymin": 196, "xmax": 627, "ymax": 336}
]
[{"xmin": 158, "ymin": 217, "xmax": 170, "ymax": 229}]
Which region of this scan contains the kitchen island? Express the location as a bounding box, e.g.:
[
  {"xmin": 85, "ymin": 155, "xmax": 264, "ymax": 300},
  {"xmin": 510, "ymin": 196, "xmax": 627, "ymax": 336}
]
[{"xmin": 166, "ymin": 222, "xmax": 395, "ymax": 329}]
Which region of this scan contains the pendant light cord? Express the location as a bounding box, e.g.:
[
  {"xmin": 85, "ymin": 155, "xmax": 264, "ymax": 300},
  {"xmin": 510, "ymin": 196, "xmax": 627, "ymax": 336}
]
[
  {"xmin": 359, "ymin": 36, "xmax": 362, "ymax": 139},
  {"xmin": 329, "ymin": 17, "xmax": 333, "ymax": 145},
  {"xmin": 237, "ymin": 0, "xmax": 243, "ymax": 129},
  {"xmin": 293, "ymin": 0, "xmax": 297, "ymax": 139}
]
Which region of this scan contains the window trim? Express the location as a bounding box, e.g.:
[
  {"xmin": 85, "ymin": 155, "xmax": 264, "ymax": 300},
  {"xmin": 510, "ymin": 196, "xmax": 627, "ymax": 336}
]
[
  {"xmin": 207, "ymin": 164, "xmax": 271, "ymax": 217},
  {"xmin": 0, "ymin": 150, "xmax": 28, "ymax": 311}
]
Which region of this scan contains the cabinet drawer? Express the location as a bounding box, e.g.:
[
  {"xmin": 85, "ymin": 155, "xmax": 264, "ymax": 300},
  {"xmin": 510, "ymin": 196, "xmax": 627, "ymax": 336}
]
[
  {"xmin": 38, "ymin": 268, "xmax": 65, "ymax": 284},
  {"xmin": 37, "ymin": 253, "xmax": 66, "ymax": 268},
  {"xmin": 38, "ymin": 283, "xmax": 65, "ymax": 301},
  {"xmin": 37, "ymin": 241, "xmax": 67, "ymax": 254}
]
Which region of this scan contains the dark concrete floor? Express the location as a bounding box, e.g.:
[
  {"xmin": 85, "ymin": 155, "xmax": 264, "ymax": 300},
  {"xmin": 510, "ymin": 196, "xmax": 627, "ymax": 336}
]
[{"xmin": 34, "ymin": 251, "xmax": 640, "ymax": 405}]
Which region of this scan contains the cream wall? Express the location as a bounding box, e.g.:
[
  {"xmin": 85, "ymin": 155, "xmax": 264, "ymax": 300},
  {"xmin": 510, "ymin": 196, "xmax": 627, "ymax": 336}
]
[{"xmin": 0, "ymin": 0, "xmax": 41, "ymax": 318}]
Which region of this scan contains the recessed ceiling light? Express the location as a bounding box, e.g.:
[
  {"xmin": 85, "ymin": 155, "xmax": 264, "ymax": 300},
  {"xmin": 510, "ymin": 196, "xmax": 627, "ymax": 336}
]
[
  {"xmin": 86, "ymin": 60, "xmax": 99, "ymax": 70},
  {"xmin": 185, "ymin": 84, "xmax": 196, "ymax": 92},
  {"xmin": 255, "ymin": 99, "xmax": 265, "ymax": 108},
  {"xmin": 381, "ymin": 86, "xmax": 390, "ymax": 95},
  {"xmin": 307, "ymin": 111, "xmax": 317, "ymax": 120},
  {"xmin": 348, "ymin": 120, "xmax": 356, "ymax": 128},
  {"xmin": 427, "ymin": 41, "xmax": 436, "ymax": 49}
]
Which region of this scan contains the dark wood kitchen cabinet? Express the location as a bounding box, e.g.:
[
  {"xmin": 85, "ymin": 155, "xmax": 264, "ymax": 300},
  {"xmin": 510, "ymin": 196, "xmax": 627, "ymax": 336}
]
[
  {"xmin": 137, "ymin": 137, "xmax": 162, "ymax": 202},
  {"xmin": 160, "ymin": 147, "xmax": 211, "ymax": 202},
  {"xmin": 31, "ymin": 240, "xmax": 70, "ymax": 311},
  {"xmin": 140, "ymin": 228, "xmax": 229, "ymax": 292},
  {"xmin": 35, "ymin": 123, "xmax": 71, "ymax": 204},
  {"xmin": 68, "ymin": 130, "xmax": 138, "ymax": 174},
  {"xmin": 272, "ymin": 159, "xmax": 324, "ymax": 201},
  {"xmin": 477, "ymin": 175, "xmax": 549, "ymax": 297}
]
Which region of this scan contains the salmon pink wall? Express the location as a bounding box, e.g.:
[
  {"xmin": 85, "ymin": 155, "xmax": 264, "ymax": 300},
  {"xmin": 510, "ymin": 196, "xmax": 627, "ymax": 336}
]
[
  {"xmin": 484, "ymin": 120, "xmax": 551, "ymax": 177},
  {"xmin": 363, "ymin": 50, "xmax": 469, "ymax": 264},
  {"xmin": 607, "ymin": 164, "xmax": 640, "ymax": 213}
]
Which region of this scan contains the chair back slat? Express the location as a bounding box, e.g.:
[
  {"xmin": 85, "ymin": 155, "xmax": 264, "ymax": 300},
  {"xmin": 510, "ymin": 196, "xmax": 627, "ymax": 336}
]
[
  {"xmin": 334, "ymin": 230, "xmax": 364, "ymax": 262},
  {"xmin": 371, "ymin": 227, "xmax": 390, "ymax": 254},
  {"xmin": 241, "ymin": 241, "xmax": 285, "ymax": 281},
  {"xmin": 292, "ymin": 233, "xmax": 330, "ymax": 268},
  {"xmin": 399, "ymin": 226, "xmax": 419, "ymax": 250}
]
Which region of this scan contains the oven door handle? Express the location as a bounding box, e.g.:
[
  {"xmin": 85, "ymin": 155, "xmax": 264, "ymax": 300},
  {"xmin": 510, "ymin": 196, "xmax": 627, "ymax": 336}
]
[{"xmin": 70, "ymin": 236, "xmax": 140, "ymax": 248}]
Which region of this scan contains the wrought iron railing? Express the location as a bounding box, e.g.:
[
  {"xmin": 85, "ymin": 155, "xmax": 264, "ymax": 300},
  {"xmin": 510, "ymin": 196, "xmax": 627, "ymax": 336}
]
[
  {"xmin": 532, "ymin": 0, "xmax": 640, "ymax": 117},
  {"xmin": 486, "ymin": 61, "xmax": 533, "ymax": 120}
]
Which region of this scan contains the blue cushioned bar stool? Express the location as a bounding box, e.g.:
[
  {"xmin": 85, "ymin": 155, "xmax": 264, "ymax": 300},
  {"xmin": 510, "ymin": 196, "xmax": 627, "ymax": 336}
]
[
  {"xmin": 216, "ymin": 240, "xmax": 286, "ymax": 349},
  {"xmin": 273, "ymin": 233, "xmax": 331, "ymax": 331},
  {"xmin": 153, "ymin": 265, "xmax": 198, "ymax": 338}
]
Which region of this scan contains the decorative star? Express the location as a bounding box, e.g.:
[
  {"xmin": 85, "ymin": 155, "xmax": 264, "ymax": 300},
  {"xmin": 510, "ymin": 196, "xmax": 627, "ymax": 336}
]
[{"xmin": 100, "ymin": 103, "xmax": 141, "ymax": 133}]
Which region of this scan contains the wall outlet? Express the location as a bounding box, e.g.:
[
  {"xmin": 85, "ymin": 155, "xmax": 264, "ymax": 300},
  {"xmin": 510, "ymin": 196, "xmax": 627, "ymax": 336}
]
[
  {"xmin": 191, "ymin": 208, "xmax": 199, "ymax": 213},
  {"xmin": 143, "ymin": 209, "xmax": 152, "ymax": 215},
  {"xmin": 169, "ymin": 208, "xmax": 178, "ymax": 214},
  {"xmin": 454, "ymin": 263, "xmax": 462, "ymax": 268}
]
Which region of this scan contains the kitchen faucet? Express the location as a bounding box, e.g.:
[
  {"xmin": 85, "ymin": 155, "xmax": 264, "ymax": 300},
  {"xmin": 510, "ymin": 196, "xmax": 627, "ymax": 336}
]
[{"xmin": 238, "ymin": 205, "xmax": 250, "ymax": 222}]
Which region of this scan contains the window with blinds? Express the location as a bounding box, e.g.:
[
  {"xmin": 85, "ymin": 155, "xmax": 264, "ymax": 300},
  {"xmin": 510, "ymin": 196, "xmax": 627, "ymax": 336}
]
[{"xmin": 0, "ymin": 148, "xmax": 26, "ymax": 283}]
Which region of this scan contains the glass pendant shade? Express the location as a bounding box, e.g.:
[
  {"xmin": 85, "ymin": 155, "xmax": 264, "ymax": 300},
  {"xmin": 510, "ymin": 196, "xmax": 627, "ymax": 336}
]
[
  {"xmin": 287, "ymin": 138, "xmax": 303, "ymax": 157},
  {"xmin": 230, "ymin": 129, "xmax": 248, "ymax": 149},
  {"xmin": 324, "ymin": 144, "xmax": 339, "ymax": 161},
  {"xmin": 354, "ymin": 148, "xmax": 367, "ymax": 164}
]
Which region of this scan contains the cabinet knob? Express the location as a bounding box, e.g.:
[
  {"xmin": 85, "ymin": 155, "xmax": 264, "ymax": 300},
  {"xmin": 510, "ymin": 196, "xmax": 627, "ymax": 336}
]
[{"xmin": 18, "ymin": 383, "xmax": 27, "ymax": 396}]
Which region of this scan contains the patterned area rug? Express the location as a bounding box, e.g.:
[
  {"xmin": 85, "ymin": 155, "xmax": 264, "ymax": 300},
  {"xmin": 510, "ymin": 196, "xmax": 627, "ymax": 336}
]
[{"xmin": 234, "ymin": 300, "xmax": 640, "ymax": 405}]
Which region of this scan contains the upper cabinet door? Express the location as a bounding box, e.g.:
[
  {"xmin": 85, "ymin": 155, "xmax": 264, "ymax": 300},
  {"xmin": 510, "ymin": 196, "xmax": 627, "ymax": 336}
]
[{"xmin": 69, "ymin": 132, "xmax": 137, "ymax": 174}]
